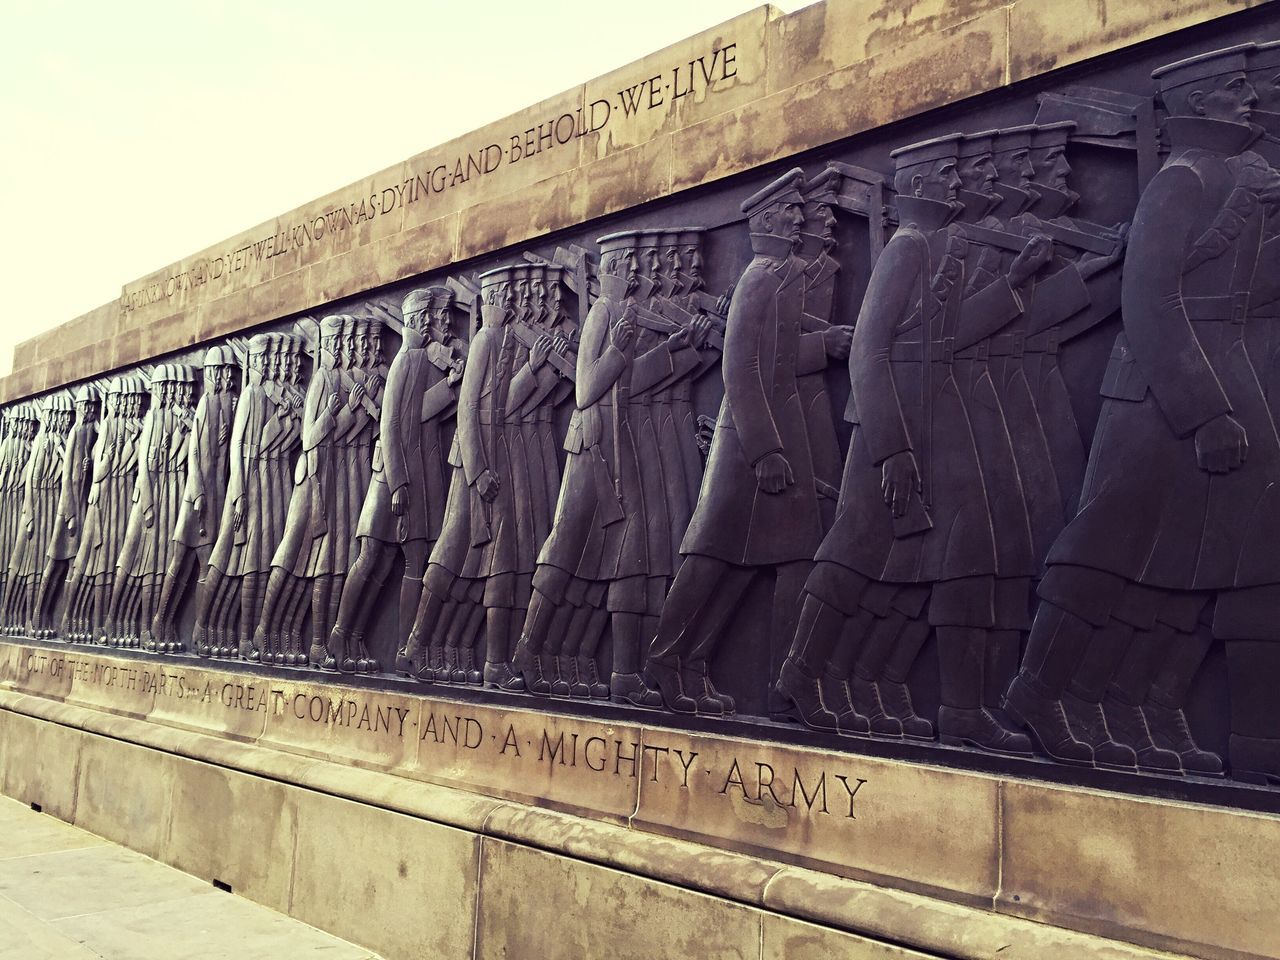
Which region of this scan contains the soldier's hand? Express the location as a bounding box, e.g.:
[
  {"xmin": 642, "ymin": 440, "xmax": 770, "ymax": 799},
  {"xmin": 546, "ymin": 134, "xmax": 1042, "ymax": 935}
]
[
  {"xmin": 193, "ymin": 494, "xmax": 206, "ymax": 519},
  {"xmin": 611, "ymin": 318, "xmax": 636, "ymax": 352},
  {"xmin": 881, "ymin": 450, "xmax": 922, "ymax": 518},
  {"xmin": 1195, "ymin": 413, "xmax": 1248, "ymax": 474},
  {"xmin": 1010, "ymin": 234, "xmax": 1054, "ymax": 287},
  {"xmin": 689, "ymin": 314, "xmax": 712, "ymax": 349},
  {"xmin": 218, "ymin": 422, "xmax": 229, "ymax": 445},
  {"xmin": 666, "ymin": 325, "xmax": 690, "ymax": 350},
  {"xmin": 755, "ymin": 451, "xmax": 794, "ymax": 494},
  {"xmin": 232, "ymin": 500, "xmax": 245, "ymax": 531},
  {"xmin": 25, "ymin": 519, "xmax": 33, "ymax": 538},
  {"xmin": 531, "ymin": 334, "xmax": 553, "ymax": 372},
  {"xmin": 476, "ymin": 469, "xmax": 501, "ymax": 503},
  {"xmin": 823, "ymin": 326, "xmax": 854, "ymax": 359},
  {"xmin": 347, "ymin": 383, "xmax": 366, "ymax": 411},
  {"xmin": 66, "ymin": 516, "xmax": 76, "ymax": 533},
  {"xmin": 83, "ymin": 456, "xmax": 91, "ymax": 474},
  {"xmin": 391, "ymin": 486, "xmax": 407, "ymax": 516},
  {"xmin": 368, "ymin": 373, "xmax": 384, "ymax": 395},
  {"xmin": 143, "ymin": 507, "xmax": 154, "ymax": 529}
]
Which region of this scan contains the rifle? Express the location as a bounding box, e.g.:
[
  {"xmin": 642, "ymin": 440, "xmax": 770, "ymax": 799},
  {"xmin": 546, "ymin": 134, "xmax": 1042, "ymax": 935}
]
[
  {"xmin": 643, "ymin": 298, "xmax": 725, "ymax": 351},
  {"xmin": 825, "ymin": 161, "xmax": 891, "ymax": 260},
  {"xmin": 509, "ymin": 322, "xmax": 576, "ymax": 380},
  {"xmin": 368, "ymin": 300, "xmax": 405, "ymax": 335}
]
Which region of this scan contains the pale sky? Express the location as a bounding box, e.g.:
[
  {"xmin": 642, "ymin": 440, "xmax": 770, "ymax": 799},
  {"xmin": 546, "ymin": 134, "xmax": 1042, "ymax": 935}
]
[{"xmin": 0, "ymin": 0, "xmax": 801, "ymax": 374}]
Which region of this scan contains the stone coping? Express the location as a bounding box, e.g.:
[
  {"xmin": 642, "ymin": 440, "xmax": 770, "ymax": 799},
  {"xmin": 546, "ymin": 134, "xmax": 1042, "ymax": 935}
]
[
  {"xmin": 0, "ymin": 689, "xmax": 1211, "ymax": 960},
  {"xmin": 1, "ymin": 0, "xmax": 1268, "ymax": 404},
  {"xmin": 1, "ymin": 641, "xmax": 1276, "ymax": 960}
]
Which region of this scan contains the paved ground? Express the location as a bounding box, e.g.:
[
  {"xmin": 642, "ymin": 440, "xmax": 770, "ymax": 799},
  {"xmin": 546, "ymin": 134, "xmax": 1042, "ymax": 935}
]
[{"xmin": 0, "ymin": 795, "xmax": 380, "ymax": 959}]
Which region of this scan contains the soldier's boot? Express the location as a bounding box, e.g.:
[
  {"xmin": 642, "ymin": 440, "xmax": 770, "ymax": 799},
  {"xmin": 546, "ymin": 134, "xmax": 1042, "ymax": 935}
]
[
  {"xmin": 643, "ymin": 656, "xmax": 697, "ymax": 714},
  {"xmin": 577, "ymin": 657, "xmax": 609, "ymax": 700},
  {"xmin": 1144, "ymin": 627, "xmax": 1221, "ymax": 776},
  {"xmin": 557, "ymin": 655, "xmax": 585, "ymax": 698},
  {"xmin": 1225, "ymin": 640, "xmax": 1280, "ymax": 784},
  {"xmin": 775, "ymin": 657, "xmax": 840, "ymax": 732},
  {"xmin": 815, "ymin": 673, "xmax": 871, "ymax": 736},
  {"xmin": 875, "ymin": 616, "xmax": 933, "ymax": 740},
  {"xmin": 481, "ymin": 656, "xmax": 522, "ymax": 691},
  {"xmin": 680, "ymin": 659, "xmax": 734, "ymax": 716},
  {"xmin": 1061, "ymin": 692, "xmax": 1137, "ymax": 770},
  {"xmin": 849, "ymin": 674, "xmax": 903, "ymax": 738},
  {"xmin": 1003, "ymin": 674, "xmax": 1090, "ymax": 764},
  {"xmin": 1001, "ymin": 606, "xmax": 1093, "ymax": 765},
  {"xmin": 935, "ymin": 625, "xmax": 1031, "ymax": 755},
  {"xmin": 1143, "ymin": 702, "xmax": 1222, "ymax": 776},
  {"xmin": 511, "ymin": 636, "xmax": 550, "ymax": 696},
  {"xmin": 440, "ymin": 643, "xmax": 460, "ymax": 684},
  {"xmin": 1100, "ymin": 694, "xmax": 1182, "ymax": 773}
]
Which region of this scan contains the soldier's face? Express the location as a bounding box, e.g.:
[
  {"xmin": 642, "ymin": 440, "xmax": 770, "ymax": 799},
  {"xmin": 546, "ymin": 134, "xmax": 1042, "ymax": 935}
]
[
  {"xmin": 804, "ymin": 201, "xmax": 836, "ymax": 243},
  {"xmin": 959, "ymin": 154, "xmax": 997, "ymax": 195},
  {"xmin": 1250, "ymin": 68, "xmax": 1280, "ymax": 113},
  {"xmin": 994, "ymin": 148, "xmax": 1034, "ymax": 188},
  {"xmin": 430, "ymin": 307, "xmax": 453, "ymax": 343},
  {"xmin": 1033, "ymin": 146, "xmax": 1071, "ymax": 190},
  {"xmin": 685, "ymin": 246, "xmax": 702, "ymax": 280},
  {"xmin": 1190, "ymin": 72, "xmax": 1257, "ymax": 122},
  {"xmin": 919, "ymin": 159, "xmax": 961, "ymax": 202}
]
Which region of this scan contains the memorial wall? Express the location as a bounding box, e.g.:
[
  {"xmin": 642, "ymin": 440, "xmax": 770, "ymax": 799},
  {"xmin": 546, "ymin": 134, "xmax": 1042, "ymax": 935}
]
[{"xmin": 2, "ymin": 2, "xmax": 1279, "ymax": 959}]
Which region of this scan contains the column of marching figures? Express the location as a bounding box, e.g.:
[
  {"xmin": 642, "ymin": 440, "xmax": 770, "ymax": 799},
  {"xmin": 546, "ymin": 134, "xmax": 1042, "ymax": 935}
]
[{"xmin": 8, "ymin": 40, "xmax": 1280, "ymax": 785}]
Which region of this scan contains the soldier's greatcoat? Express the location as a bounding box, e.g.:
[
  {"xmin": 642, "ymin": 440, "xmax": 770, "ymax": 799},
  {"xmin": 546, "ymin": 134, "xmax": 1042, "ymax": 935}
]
[
  {"xmin": 357, "ymin": 328, "xmax": 458, "ymax": 546},
  {"xmin": 814, "ymin": 197, "xmax": 1008, "ymax": 603},
  {"xmin": 48, "ymin": 410, "xmax": 97, "ymax": 562},
  {"xmin": 173, "ymin": 388, "xmax": 235, "ymax": 551},
  {"xmin": 119, "ymin": 399, "xmax": 193, "ymax": 578},
  {"xmin": 680, "ymin": 234, "xmax": 826, "ymax": 566},
  {"xmin": 537, "ymin": 276, "xmax": 699, "ymax": 596},
  {"xmin": 79, "ymin": 407, "xmax": 142, "ymax": 579},
  {"xmin": 1047, "ymin": 117, "xmax": 1280, "ymax": 599},
  {"xmin": 12, "ymin": 419, "xmax": 67, "ymax": 579}
]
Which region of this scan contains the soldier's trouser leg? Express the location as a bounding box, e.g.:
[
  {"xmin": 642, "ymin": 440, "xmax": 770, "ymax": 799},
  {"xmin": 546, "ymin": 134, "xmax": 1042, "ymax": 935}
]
[
  {"xmin": 153, "ymin": 546, "xmax": 192, "ymax": 640},
  {"xmin": 787, "ymin": 594, "xmax": 845, "ymax": 678},
  {"xmin": 769, "ymin": 561, "xmax": 811, "ymax": 713},
  {"xmin": 34, "ymin": 558, "xmax": 64, "ymax": 635},
  {"xmin": 332, "ymin": 539, "xmax": 391, "ymax": 645},
  {"xmin": 239, "ymin": 572, "xmax": 265, "ymax": 659},
  {"xmin": 396, "ymin": 542, "xmax": 427, "ymax": 651},
  {"xmin": 1004, "ymin": 599, "xmax": 1095, "ymax": 764},
  {"xmin": 936, "ymin": 626, "xmax": 984, "ymax": 711},
  {"xmin": 1224, "ymin": 641, "xmax": 1280, "ymax": 782}
]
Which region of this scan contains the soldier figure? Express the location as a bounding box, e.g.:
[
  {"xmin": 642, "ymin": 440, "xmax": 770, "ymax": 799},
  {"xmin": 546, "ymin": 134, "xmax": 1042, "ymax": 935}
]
[
  {"xmin": 33, "ymin": 386, "xmax": 99, "ymax": 638},
  {"xmin": 3, "ymin": 395, "xmax": 73, "ymax": 634},
  {"xmin": 334, "ymin": 289, "xmax": 462, "ymax": 673},
  {"xmin": 193, "ymin": 333, "xmax": 304, "ymax": 658},
  {"xmin": 109, "ymin": 365, "xmax": 197, "ymax": 648},
  {"xmin": 644, "ymin": 169, "xmax": 848, "ymax": 714},
  {"xmin": 512, "ymin": 230, "xmax": 709, "ymax": 703},
  {"xmin": 1005, "ymin": 45, "xmax": 1280, "ymax": 782},
  {"xmin": 0, "ymin": 405, "xmax": 38, "ymax": 620},
  {"xmin": 776, "ymin": 135, "xmax": 1051, "ymax": 751},
  {"xmin": 406, "ymin": 265, "xmax": 564, "ymax": 690},
  {"xmin": 150, "ymin": 346, "xmax": 239, "ymax": 652}
]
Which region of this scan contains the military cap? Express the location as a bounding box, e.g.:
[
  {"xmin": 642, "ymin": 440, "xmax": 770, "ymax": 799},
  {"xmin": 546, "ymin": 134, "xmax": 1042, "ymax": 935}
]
[
  {"xmin": 740, "ymin": 168, "xmax": 806, "ymax": 217},
  {"xmin": 402, "ymin": 288, "xmax": 434, "ymax": 317},
  {"xmin": 427, "ymin": 285, "xmax": 453, "ymax": 307},
  {"xmin": 677, "ymin": 228, "xmax": 706, "ymax": 247},
  {"xmin": 991, "ymin": 123, "xmax": 1038, "ymax": 153},
  {"xmin": 46, "ymin": 393, "xmax": 74, "ymax": 413},
  {"xmin": 203, "ymin": 344, "xmax": 237, "ymax": 368},
  {"xmin": 478, "ymin": 264, "xmax": 515, "ymax": 288},
  {"xmin": 1250, "ymin": 40, "xmax": 1280, "ymax": 73},
  {"xmin": 175, "ymin": 364, "xmax": 197, "ymax": 383},
  {"xmin": 1030, "ymin": 120, "xmax": 1077, "ymax": 149},
  {"xmin": 803, "ymin": 168, "xmax": 843, "ymax": 203},
  {"xmin": 1152, "ymin": 43, "xmax": 1256, "ymax": 92},
  {"xmin": 320, "ymin": 315, "xmax": 345, "ymax": 337},
  {"xmin": 957, "ymin": 130, "xmax": 997, "ymax": 158},
  {"xmin": 597, "ymin": 230, "xmax": 641, "ymax": 256},
  {"xmin": 73, "ymin": 384, "xmax": 100, "ymax": 405},
  {"xmin": 890, "ymin": 133, "xmax": 963, "ymax": 168}
]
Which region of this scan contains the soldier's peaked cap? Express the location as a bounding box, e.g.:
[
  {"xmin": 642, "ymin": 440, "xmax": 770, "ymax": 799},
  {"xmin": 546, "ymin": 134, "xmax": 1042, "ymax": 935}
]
[
  {"xmin": 740, "ymin": 168, "xmax": 806, "ymax": 216},
  {"xmin": 320, "ymin": 315, "xmax": 345, "ymax": 337},
  {"xmin": 73, "ymin": 384, "xmax": 100, "ymax": 404},
  {"xmin": 804, "ymin": 167, "xmax": 843, "ymax": 202},
  {"xmin": 402, "ymin": 287, "xmax": 434, "ymax": 316},
  {"xmin": 477, "ymin": 264, "xmax": 515, "ymax": 288},
  {"xmin": 46, "ymin": 393, "xmax": 73, "ymax": 412},
  {"xmin": 890, "ymin": 133, "xmax": 962, "ymax": 168},
  {"xmin": 597, "ymin": 230, "xmax": 641, "ymax": 255},
  {"xmin": 1152, "ymin": 43, "xmax": 1256, "ymax": 92},
  {"xmin": 427, "ymin": 285, "xmax": 453, "ymax": 304},
  {"xmin": 991, "ymin": 124, "xmax": 1038, "ymax": 153},
  {"xmin": 957, "ymin": 130, "xmax": 997, "ymax": 158},
  {"xmin": 1250, "ymin": 41, "xmax": 1280, "ymax": 73},
  {"xmin": 677, "ymin": 228, "xmax": 705, "ymax": 245},
  {"xmin": 1030, "ymin": 121, "xmax": 1077, "ymax": 149}
]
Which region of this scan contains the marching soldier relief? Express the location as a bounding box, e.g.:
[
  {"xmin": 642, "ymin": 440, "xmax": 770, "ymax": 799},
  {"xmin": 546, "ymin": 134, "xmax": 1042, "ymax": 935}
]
[{"xmin": 20, "ymin": 31, "xmax": 1280, "ymax": 799}]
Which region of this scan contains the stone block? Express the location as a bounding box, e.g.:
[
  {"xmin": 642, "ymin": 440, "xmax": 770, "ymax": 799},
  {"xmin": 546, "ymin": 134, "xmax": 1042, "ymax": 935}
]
[
  {"xmin": 474, "ymin": 838, "xmax": 761, "ymax": 960},
  {"xmin": 160, "ymin": 757, "xmax": 296, "ymax": 914},
  {"xmin": 632, "ymin": 728, "xmax": 1000, "ymax": 905},
  {"xmin": 672, "ymin": 8, "xmax": 1008, "ymax": 193},
  {"xmin": 581, "ymin": 8, "xmax": 771, "ymax": 163},
  {"xmin": 999, "ymin": 780, "xmax": 1280, "ymax": 960},
  {"xmin": 289, "ymin": 787, "xmax": 481, "ymax": 960},
  {"xmin": 762, "ymin": 913, "xmax": 935, "ymax": 959},
  {"xmin": 0, "ymin": 709, "xmax": 83, "ymax": 822},
  {"xmin": 71, "ymin": 732, "xmax": 174, "ymax": 859}
]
